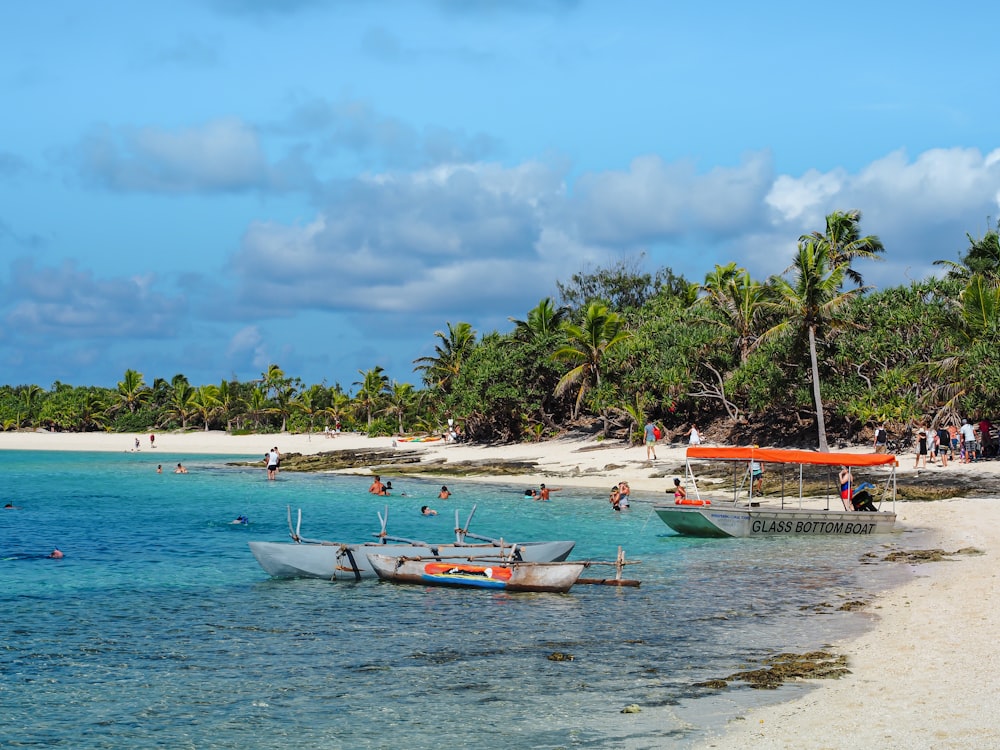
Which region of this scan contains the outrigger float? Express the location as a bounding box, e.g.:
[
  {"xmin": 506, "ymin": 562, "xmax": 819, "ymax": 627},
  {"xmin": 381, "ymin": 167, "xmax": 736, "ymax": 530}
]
[{"xmin": 653, "ymin": 446, "xmax": 898, "ymax": 538}]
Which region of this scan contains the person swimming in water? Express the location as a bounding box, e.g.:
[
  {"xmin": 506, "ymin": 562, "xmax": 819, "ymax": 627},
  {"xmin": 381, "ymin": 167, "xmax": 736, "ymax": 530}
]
[
  {"xmin": 49, "ymin": 548, "xmax": 64, "ymax": 559},
  {"xmin": 421, "ymin": 506, "xmax": 438, "ymax": 516}
]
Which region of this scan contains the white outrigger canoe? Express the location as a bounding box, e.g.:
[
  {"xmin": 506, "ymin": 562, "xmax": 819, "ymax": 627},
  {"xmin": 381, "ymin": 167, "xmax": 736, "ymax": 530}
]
[
  {"xmin": 248, "ymin": 506, "xmax": 575, "ymax": 580},
  {"xmin": 653, "ymin": 446, "xmax": 898, "ymax": 538}
]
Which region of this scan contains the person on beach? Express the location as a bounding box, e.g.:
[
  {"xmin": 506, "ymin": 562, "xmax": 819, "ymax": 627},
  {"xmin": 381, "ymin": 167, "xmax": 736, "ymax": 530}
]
[
  {"xmin": 687, "ymin": 423, "xmax": 702, "ymax": 446},
  {"xmin": 537, "ymin": 483, "xmax": 561, "ymax": 501},
  {"xmin": 175, "ymin": 463, "xmax": 188, "ymax": 474},
  {"xmin": 979, "ymin": 417, "xmax": 993, "ymax": 458},
  {"xmin": 671, "ymin": 477, "xmax": 687, "ymax": 503},
  {"xmin": 928, "ymin": 430, "xmax": 939, "ymax": 464},
  {"xmin": 421, "ymin": 505, "xmax": 437, "ymax": 516},
  {"xmin": 948, "ymin": 423, "xmax": 960, "ymax": 460},
  {"xmin": 873, "ymin": 423, "xmax": 888, "ymax": 453},
  {"xmin": 960, "ymin": 420, "xmax": 979, "ymax": 463},
  {"xmin": 150, "ymin": 434, "xmax": 155, "ymax": 448},
  {"xmin": 438, "ymin": 486, "xmax": 451, "ymax": 499},
  {"xmin": 644, "ymin": 420, "xmax": 657, "ymax": 460},
  {"xmin": 134, "ymin": 438, "xmax": 140, "ymax": 451},
  {"xmin": 368, "ymin": 475, "xmax": 384, "ymax": 494},
  {"xmin": 936, "ymin": 426, "xmax": 950, "ymax": 467},
  {"xmin": 914, "ymin": 430, "xmax": 927, "ymax": 469}
]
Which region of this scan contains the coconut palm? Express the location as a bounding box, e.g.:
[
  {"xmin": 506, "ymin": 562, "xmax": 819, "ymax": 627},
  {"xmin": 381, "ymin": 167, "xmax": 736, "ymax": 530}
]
[
  {"xmin": 353, "ymin": 367, "xmax": 390, "ymax": 427},
  {"xmin": 17, "ymin": 384, "xmax": 44, "ymax": 428},
  {"xmin": 117, "ymin": 369, "xmax": 149, "ymax": 414},
  {"xmin": 924, "ymin": 273, "xmax": 1000, "ymax": 413},
  {"xmin": 762, "ymin": 241, "xmax": 862, "ymax": 452},
  {"xmin": 325, "ymin": 389, "xmax": 352, "ymax": 431},
  {"xmin": 509, "ymin": 298, "xmax": 570, "ymax": 341},
  {"xmin": 698, "ymin": 263, "xmax": 769, "ymax": 362},
  {"xmin": 163, "ymin": 382, "xmax": 196, "ymax": 430},
  {"xmin": 383, "ymin": 381, "xmax": 417, "ymax": 434},
  {"xmin": 934, "ymin": 220, "xmax": 1000, "ymax": 284},
  {"xmin": 552, "ymin": 302, "xmax": 631, "ymax": 420},
  {"xmin": 243, "ymin": 388, "xmax": 270, "ymax": 430},
  {"xmin": 190, "ymin": 385, "xmax": 221, "ymax": 431},
  {"xmin": 413, "ymin": 322, "xmax": 477, "ymax": 393},
  {"xmin": 800, "ymin": 209, "xmax": 884, "ymax": 287}
]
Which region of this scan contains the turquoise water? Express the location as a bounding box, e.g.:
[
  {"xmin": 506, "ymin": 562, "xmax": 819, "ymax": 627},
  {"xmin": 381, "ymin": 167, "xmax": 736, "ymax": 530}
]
[{"xmin": 1, "ymin": 451, "xmax": 915, "ymax": 749}]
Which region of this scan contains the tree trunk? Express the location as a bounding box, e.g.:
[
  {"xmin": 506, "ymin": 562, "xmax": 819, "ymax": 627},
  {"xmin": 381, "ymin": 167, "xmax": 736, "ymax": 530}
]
[{"xmin": 808, "ymin": 325, "xmax": 829, "ymax": 452}]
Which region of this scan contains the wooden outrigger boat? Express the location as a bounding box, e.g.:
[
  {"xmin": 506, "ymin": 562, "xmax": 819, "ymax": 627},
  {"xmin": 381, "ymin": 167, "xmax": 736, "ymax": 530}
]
[
  {"xmin": 248, "ymin": 506, "xmax": 575, "ymax": 580},
  {"xmin": 369, "ymin": 546, "xmax": 641, "ymax": 592},
  {"xmin": 368, "ymin": 553, "xmax": 589, "ymax": 593},
  {"xmin": 653, "ymin": 446, "xmax": 898, "ymax": 538}
]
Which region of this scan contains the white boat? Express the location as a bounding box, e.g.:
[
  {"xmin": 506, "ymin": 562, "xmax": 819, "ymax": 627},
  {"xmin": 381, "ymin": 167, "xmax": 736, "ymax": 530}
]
[
  {"xmin": 368, "ymin": 553, "xmax": 589, "ymax": 593},
  {"xmin": 653, "ymin": 446, "xmax": 898, "ymax": 538},
  {"xmin": 249, "ymin": 506, "xmax": 576, "ymax": 580}
]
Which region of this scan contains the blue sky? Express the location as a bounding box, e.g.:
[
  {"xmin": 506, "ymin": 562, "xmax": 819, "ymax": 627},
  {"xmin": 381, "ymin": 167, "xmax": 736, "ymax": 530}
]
[{"xmin": 2, "ymin": 0, "xmax": 999, "ymax": 392}]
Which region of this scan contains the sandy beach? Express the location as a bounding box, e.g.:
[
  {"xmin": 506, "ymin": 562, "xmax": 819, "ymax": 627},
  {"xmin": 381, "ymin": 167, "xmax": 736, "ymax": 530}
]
[{"xmin": 4, "ymin": 429, "xmax": 999, "ymax": 747}]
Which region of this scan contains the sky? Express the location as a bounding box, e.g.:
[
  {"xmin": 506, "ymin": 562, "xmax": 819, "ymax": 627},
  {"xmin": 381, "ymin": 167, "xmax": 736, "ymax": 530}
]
[{"xmin": 2, "ymin": 0, "xmax": 999, "ymax": 392}]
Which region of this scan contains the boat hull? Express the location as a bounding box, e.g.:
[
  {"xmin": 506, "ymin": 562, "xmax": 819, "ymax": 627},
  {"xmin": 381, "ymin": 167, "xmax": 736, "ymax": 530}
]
[
  {"xmin": 248, "ymin": 539, "xmax": 576, "ymax": 580},
  {"xmin": 653, "ymin": 504, "xmax": 896, "ymax": 538},
  {"xmin": 368, "ymin": 554, "xmax": 587, "ymax": 592}
]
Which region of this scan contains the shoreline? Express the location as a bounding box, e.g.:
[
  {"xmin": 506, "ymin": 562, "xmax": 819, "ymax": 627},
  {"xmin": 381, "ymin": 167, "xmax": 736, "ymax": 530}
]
[
  {"xmin": 695, "ymin": 497, "xmax": 1000, "ymax": 749},
  {"xmin": 5, "ymin": 430, "xmax": 1000, "ymax": 746}
]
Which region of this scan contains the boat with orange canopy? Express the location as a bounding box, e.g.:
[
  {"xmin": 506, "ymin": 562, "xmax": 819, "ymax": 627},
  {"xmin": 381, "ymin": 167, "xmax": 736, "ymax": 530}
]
[{"xmin": 653, "ymin": 446, "xmax": 898, "ymax": 538}]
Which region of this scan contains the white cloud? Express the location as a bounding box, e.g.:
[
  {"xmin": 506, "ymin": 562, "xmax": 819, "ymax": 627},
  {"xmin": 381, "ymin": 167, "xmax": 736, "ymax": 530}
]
[{"xmin": 75, "ymin": 118, "xmax": 275, "ymax": 193}]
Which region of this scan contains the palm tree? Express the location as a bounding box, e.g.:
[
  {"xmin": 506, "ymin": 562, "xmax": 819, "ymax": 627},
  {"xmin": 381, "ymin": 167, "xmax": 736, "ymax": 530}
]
[
  {"xmin": 244, "ymin": 388, "xmax": 270, "ymax": 430},
  {"xmin": 924, "ymin": 273, "xmax": 1000, "ymax": 415},
  {"xmin": 325, "ymin": 389, "xmax": 351, "ymax": 431},
  {"xmin": 934, "ymin": 220, "xmax": 1000, "ymax": 284},
  {"xmin": 215, "ymin": 380, "xmax": 236, "ymax": 431},
  {"xmin": 18, "ymin": 384, "xmax": 44, "ymax": 428},
  {"xmin": 292, "ymin": 388, "xmax": 325, "ymax": 434},
  {"xmin": 762, "ymin": 241, "xmax": 862, "ymax": 452},
  {"xmin": 162, "ymin": 382, "xmax": 196, "ymax": 430},
  {"xmin": 552, "ymin": 302, "xmax": 631, "ymax": 420},
  {"xmin": 698, "ymin": 263, "xmax": 769, "ymax": 362},
  {"xmin": 259, "ymin": 365, "xmax": 299, "ymax": 431},
  {"xmin": 509, "ymin": 298, "xmax": 569, "ymax": 341},
  {"xmin": 117, "ymin": 369, "xmax": 149, "ymax": 414},
  {"xmin": 800, "ymin": 209, "xmax": 885, "ymax": 287},
  {"xmin": 353, "ymin": 367, "xmax": 390, "ymax": 426},
  {"xmin": 383, "ymin": 381, "xmax": 417, "ymax": 434},
  {"xmin": 189, "ymin": 385, "xmax": 220, "ymax": 431},
  {"xmin": 413, "ymin": 322, "xmax": 477, "ymax": 393}
]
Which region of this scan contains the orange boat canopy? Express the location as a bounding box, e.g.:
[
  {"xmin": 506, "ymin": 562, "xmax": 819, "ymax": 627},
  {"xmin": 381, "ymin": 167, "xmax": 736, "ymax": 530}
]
[{"xmin": 686, "ymin": 446, "xmax": 897, "ymax": 468}]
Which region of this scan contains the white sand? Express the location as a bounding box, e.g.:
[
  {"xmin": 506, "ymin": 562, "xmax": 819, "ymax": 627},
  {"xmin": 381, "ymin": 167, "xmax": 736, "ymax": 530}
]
[{"xmin": 4, "ymin": 429, "xmax": 999, "ymax": 747}]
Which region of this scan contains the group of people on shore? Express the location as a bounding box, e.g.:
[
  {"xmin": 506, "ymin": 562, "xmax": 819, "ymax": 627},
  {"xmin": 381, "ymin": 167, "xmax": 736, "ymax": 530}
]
[{"xmin": 894, "ymin": 417, "xmax": 996, "ymax": 469}]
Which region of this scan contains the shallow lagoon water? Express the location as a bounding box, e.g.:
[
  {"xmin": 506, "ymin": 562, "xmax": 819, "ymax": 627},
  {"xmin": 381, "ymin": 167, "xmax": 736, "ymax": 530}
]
[{"xmin": 1, "ymin": 451, "xmax": 917, "ymax": 748}]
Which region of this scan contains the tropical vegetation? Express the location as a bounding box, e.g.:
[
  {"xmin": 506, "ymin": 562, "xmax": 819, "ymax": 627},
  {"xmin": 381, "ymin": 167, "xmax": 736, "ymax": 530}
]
[{"xmin": 2, "ymin": 213, "xmax": 998, "ymax": 451}]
